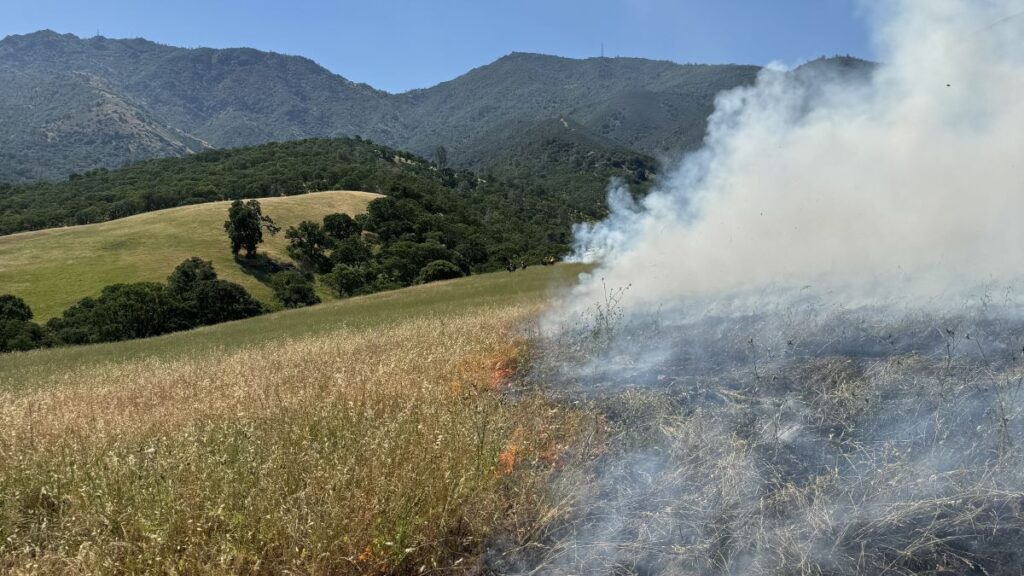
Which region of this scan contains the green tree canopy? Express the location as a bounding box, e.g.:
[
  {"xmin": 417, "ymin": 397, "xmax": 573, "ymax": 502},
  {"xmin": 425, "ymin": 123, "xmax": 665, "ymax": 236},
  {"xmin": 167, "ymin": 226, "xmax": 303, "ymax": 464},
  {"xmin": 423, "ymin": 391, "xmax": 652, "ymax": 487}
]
[
  {"xmin": 324, "ymin": 265, "xmax": 370, "ymax": 298},
  {"xmin": 271, "ymin": 271, "xmax": 320, "ymax": 308},
  {"xmin": 417, "ymin": 260, "xmax": 464, "ymax": 284},
  {"xmin": 0, "ymin": 294, "xmax": 33, "ymax": 322},
  {"xmin": 46, "ymin": 283, "xmax": 187, "ymax": 345},
  {"xmin": 0, "ymin": 294, "xmax": 49, "ymax": 353},
  {"xmin": 329, "ymin": 237, "xmax": 373, "ymax": 267},
  {"xmin": 43, "ymin": 259, "xmax": 264, "ymax": 347},
  {"xmin": 167, "ymin": 257, "xmax": 218, "ymax": 294},
  {"xmin": 0, "ymin": 318, "xmax": 48, "ymax": 353},
  {"xmin": 183, "ymin": 280, "xmax": 265, "ymax": 325},
  {"xmin": 323, "ymin": 212, "xmax": 361, "ymax": 241},
  {"xmin": 168, "ymin": 257, "xmax": 265, "ymax": 326},
  {"xmin": 434, "ymin": 145, "xmax": 448, "ymax": 170},
  {"xmin": 224, "ymin": 199, "xmax": 279, "ymax": 257},
  {"xmin": 285, "ymin": 220, "xmax": 333, "ymax": 273}
]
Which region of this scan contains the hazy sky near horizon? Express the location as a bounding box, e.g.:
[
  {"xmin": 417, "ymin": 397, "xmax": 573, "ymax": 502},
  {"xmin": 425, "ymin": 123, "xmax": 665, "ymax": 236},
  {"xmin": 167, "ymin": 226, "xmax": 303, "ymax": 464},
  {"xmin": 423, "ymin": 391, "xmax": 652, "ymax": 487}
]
[{"xmin": 0, "ymin": 0, "xmax": 873, "ymax": 92}]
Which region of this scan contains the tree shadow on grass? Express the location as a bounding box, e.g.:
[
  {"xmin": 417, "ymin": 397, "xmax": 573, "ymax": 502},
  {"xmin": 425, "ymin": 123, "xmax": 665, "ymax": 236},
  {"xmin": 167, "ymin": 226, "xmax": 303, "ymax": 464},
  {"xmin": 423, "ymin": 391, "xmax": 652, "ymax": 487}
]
[{"xmin": 234, "ymin": 254, "xmax": 297, "ymax": 287}]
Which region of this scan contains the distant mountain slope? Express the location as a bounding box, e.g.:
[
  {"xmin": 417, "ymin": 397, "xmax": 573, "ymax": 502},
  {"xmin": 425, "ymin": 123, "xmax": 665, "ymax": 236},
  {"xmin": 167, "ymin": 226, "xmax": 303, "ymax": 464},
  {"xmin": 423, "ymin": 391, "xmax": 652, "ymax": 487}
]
[
  {"xmin": 0, "ymin": 31, "xmax": 393, "ymax": 180},
  {"xmin": 0, "ymin": 37, "xmax": 211, "ymax": 181},
  {"xmin": 464, "ymin": 117, "xmax": 657, "ymax": 233},
  {"xmin": 396, "ymin": 53, "xmax": 761, "ymax": 166},
  {"xmin": 0, "ymin": 31, "xmax": 775, "ymax": 181},
  {"xmin": 472, "ymin": 116, "xmax": 655, "ymax": 179}
]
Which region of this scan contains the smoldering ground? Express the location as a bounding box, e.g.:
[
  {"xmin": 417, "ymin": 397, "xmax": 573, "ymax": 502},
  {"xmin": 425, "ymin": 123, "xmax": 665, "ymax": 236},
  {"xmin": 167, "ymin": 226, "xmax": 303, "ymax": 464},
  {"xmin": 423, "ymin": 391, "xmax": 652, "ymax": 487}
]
[
  {"xmin": 488, "ymin": 1, "xmax": 1024, "ymax": 574},
  {"xmin": 493, "ymin": 296, "xmax": 1024, "ymax": 574}
]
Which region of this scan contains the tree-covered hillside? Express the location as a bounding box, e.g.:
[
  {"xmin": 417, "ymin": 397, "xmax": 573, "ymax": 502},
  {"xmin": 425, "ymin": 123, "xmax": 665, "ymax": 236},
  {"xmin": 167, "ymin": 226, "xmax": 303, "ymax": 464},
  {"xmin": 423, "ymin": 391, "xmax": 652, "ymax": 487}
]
[
  {"xmin": 473, "ymin": 117, "xmax": 656, "ymax": 223},
  {"xmin": 0, "ymin": 136, "xmax": 654, "ymax": 266},
  {"xmin": 393, "ymin": 52, "xmax": 761, "ymax": 168},
  {"xmin": 0, "ymin": 30, "xmax": 762, "ymax": 181},
  {"xmin": 0, "ymin": 138, "xmax": 423, "ymax": 233},
  {"xmin": 0, "ymin": 132, "xmax": 652, "ymax": 351},
  {"xmin": 0, "ymin": 31, "xmax": 388, "ymax": 181}
]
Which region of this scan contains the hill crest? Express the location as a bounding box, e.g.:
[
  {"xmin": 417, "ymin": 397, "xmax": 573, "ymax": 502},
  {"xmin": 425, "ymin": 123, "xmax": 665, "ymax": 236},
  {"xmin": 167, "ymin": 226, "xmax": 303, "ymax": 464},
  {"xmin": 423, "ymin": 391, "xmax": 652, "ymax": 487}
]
[{"xmin": 0, "ymin": 30, "xmax": 775, "ymax": 181}]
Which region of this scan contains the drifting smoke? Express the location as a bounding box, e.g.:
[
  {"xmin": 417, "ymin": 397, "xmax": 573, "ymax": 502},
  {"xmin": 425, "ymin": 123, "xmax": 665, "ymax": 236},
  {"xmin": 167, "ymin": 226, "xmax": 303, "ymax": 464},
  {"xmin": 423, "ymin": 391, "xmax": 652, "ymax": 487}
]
[
  {"xmin": 497, "ymin": 1, "xmax": 1024, "ymax": 574},
  {"xmin": 571, "ymin": 0, "xmax": 1024, "ymax": 308}
]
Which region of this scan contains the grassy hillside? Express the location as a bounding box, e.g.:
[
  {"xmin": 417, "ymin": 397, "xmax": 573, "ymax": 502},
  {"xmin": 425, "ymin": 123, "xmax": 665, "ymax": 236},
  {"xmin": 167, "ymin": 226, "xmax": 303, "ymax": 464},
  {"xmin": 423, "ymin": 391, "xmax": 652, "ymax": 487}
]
[
  {"xmin": 0, "ymin": 137, "xmax": 648, "ymax": 306},
  {"xmin": 0, "ymin": 263, "xmax": 585, "ymax": 387},
  {"xmin": 0, "ymin": 190, "xmax": 379, "ymax": 320},
  {"xmin": 0, "ymin": 265, "xmax": 590, "ymax": 574}
]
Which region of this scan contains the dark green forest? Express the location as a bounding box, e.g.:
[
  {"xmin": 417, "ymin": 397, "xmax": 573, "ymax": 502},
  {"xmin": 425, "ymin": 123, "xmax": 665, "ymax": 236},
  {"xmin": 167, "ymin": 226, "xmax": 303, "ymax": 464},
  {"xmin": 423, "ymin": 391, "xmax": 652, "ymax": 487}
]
[
  {"xmin": 0, "ymin": 136, "xmax": 655, "ymax": 266},
  {"xmin": 0, "ymin": 138, "xmax": 427, "ymax": 234}
]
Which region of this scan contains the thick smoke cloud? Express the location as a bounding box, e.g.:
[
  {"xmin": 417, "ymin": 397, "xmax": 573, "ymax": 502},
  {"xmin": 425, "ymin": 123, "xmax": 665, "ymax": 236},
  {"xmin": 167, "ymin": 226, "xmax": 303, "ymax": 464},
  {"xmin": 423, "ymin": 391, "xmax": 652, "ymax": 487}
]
[
  {"xmin": 571, "ymin": 0, "xmax": 1024, "ymax": 309},
  {"xmin": 506, "ymin": 2, "xmax": 1024, "ymax": 574}
]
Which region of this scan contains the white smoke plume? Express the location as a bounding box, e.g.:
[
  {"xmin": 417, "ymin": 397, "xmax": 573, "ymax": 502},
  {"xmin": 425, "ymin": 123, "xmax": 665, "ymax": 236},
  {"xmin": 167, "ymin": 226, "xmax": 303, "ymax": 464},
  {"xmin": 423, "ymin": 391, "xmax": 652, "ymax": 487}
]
[
  {"xmin": 572, "ymin": 0, "xmax": 1024, "ymax": 309},
  {"xmin": 499, "ymin": 2, "xmax": 1024, "ymax": 574}
]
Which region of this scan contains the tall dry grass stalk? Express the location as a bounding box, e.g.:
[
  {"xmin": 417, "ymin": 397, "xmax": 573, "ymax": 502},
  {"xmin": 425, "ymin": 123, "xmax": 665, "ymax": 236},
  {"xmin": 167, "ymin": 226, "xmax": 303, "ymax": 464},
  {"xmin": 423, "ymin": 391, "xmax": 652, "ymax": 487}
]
[{"xmin": 0, "ymin": 305, "xmax": 586, "ymax": 575}]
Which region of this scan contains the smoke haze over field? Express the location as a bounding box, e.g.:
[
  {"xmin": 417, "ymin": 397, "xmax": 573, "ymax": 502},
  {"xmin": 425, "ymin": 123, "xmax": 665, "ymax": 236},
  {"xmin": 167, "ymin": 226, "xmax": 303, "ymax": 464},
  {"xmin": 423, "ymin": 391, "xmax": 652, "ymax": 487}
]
[
  {"xmin": 512, "ymin": 2, "xmax": 1024, "ymax": 574},
  {"xmin": 572, "ymin": 0, "xmax": 1024, "ymax": 308}
]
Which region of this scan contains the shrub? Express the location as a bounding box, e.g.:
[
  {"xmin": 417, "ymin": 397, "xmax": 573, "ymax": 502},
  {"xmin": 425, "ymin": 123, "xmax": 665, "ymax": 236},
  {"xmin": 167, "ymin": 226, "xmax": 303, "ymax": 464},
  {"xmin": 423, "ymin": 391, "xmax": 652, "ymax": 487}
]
[
  {"xmin": 324, "ymin": 265, "xmax": 370, "ymax": 298},
  {"xmin": 169, "ymin": 258, "xmax": 265, "ymax": 326},
  {"xmin": 417, "ymin": 260, "xmax": 464, "ymax": 284},
  {"xmin": 0, "ymin": 294, "xmax": 33, "ymax": 322},
  {"xmin": 46, "ymin": 283, "xmax": 187, "ymax": 345},
  {"xmin": 323, "ymin": 212, "xmax": 361, "ymax": 241},
  {"xmin": 272, "ymin": 271, "xmax": 320, "ymax": 308}
]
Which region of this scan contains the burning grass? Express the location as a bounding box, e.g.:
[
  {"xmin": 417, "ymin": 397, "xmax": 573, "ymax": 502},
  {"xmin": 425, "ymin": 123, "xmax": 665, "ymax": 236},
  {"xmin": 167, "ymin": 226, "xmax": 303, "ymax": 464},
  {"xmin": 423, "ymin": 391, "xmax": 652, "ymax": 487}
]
[
  {"xmin": 0, "ymin": 304, "xmax": 590, "ymax": 574},
  {"xmin": 10, "ymin": 264, "xmax": 1023, "ymax": 575},
  {"xmin": 502, "ymin": 299, "xmax": 1024, "ymax": 575}
]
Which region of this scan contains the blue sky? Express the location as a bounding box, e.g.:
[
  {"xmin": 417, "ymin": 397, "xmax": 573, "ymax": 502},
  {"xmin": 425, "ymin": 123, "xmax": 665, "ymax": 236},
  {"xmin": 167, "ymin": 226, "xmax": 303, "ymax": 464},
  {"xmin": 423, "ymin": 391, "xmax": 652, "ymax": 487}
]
[{"xmin": 0, "ymin": 0, "xmax": 873, "ymax": 93}]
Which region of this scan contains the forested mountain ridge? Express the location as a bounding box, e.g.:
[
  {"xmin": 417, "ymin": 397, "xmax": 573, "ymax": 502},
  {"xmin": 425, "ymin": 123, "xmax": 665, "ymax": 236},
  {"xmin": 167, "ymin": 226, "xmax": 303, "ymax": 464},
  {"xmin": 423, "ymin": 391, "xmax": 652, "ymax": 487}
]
[
  {"xmin": 0, "ymin": 30, "xmax": 764, "ymax": 181},
  {"xmin": 393, "ymin": 52, "xmax": 761, "ymax": 168},
  {"xmin": 0, "ymin": 31, "xmax": 390, "ymax": 181}
]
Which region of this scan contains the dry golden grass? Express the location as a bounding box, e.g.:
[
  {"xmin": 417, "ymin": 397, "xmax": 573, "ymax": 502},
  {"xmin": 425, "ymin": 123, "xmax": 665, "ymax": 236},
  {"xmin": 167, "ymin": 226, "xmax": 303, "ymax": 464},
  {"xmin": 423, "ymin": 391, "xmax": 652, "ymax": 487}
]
[{"xmin": 0, "ymin": 304, "xmax": 586, "ymax": 575}]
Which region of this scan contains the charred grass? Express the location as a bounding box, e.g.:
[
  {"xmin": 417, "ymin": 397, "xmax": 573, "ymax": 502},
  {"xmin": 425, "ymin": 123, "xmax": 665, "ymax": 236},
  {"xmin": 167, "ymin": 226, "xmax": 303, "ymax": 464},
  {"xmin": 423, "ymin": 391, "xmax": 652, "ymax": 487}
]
[{"xmin": 501, "ymin": 303, "xmax": 1024, "ymax": 575}]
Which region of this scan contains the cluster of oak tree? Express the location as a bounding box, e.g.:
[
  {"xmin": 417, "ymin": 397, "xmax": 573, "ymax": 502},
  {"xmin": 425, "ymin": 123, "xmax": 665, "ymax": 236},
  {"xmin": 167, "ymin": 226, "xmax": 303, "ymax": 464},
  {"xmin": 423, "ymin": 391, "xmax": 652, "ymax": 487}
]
[
  {"xmin": 0, "ymin": 258, "xmax": 264, "ymax": 352},
  {"xmin": 227, "ymin": 195, "xmax": 470, "ymax": 310},
  {"xmin": 1, "ymin": 189, "xmax": 491, "ymax": 353},
  {"xmin": 2, "ymin": 130, "xmax": 652, "ymax": 353}
]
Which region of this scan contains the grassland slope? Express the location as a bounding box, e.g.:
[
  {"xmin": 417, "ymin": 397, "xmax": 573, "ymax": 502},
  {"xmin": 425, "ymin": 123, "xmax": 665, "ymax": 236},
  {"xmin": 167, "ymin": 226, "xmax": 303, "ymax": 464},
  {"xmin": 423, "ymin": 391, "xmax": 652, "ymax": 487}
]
[
  {"xmin": 0, "ymin": 264, "xmax": 590, "ymax": 574},
  {"xmin": 0, "ymin": 264, "xmax": 586, "ymax": 388},
  {"xmin": 0, "ymin": 190, "xmax": 379, "ymax": 320}
]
